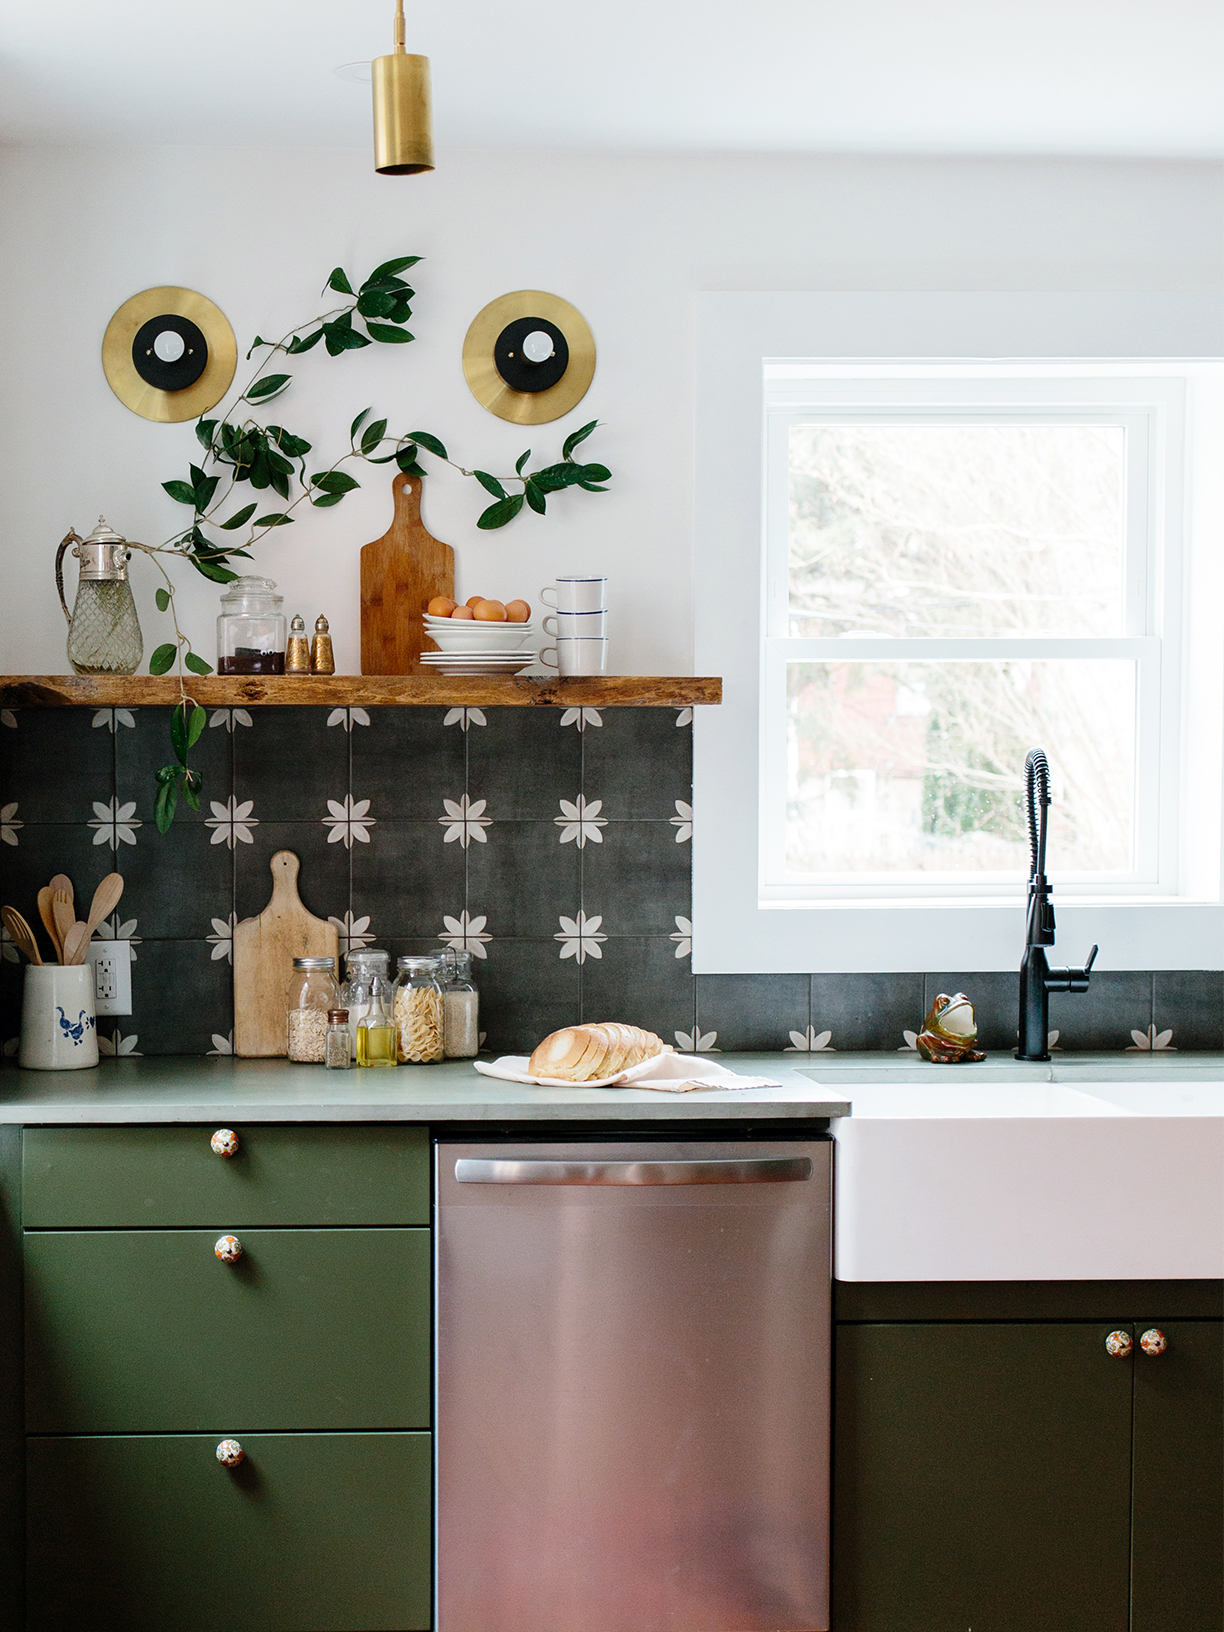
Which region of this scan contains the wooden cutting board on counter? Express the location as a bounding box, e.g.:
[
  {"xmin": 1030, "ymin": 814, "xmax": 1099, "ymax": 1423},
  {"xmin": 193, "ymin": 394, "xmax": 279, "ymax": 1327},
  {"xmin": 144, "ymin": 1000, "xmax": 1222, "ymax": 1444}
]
[
  {"xmin": 360, "ymin": 470, "xmax": 455, "ymax": 674},
  {"xmin": 233, "ymin": 850, "xmax": 338, "ymax": 1057}
]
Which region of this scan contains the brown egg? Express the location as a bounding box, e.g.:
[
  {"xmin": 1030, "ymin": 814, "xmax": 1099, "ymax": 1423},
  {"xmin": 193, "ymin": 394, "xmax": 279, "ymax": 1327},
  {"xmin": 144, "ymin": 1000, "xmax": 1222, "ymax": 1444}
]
[
  {"xmin": 474, "ymin": 599, "xmax": 507, "ymax": 621},
  {"xmin": 451, "ymin": 604, "xmax": 475, "ymax": 620},
  {"xmin": 465, "ymin": 595, "xmax": 485, "ymax": 610},
  {"xmin": 427, "ymin": 596, "xmax": 457, "ymax": 617},
  {"xmin": 505, "ymin": 599, "xmax": 531, "ymax": 623}
]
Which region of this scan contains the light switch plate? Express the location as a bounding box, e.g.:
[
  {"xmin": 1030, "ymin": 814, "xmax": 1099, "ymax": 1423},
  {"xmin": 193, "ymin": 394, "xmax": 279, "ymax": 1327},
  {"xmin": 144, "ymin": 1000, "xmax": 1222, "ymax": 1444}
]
[{"xmin": 85, "ymin": 939, "xmax": 132, "ymax": 1015}]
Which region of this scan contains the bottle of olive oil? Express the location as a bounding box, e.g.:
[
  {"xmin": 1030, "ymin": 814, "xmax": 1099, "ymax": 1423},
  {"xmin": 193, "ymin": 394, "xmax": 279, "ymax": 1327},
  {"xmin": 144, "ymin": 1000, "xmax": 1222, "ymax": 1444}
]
[{"xmin": 356, "ymin": 985, "xmax": 397, "ymax": 1067}]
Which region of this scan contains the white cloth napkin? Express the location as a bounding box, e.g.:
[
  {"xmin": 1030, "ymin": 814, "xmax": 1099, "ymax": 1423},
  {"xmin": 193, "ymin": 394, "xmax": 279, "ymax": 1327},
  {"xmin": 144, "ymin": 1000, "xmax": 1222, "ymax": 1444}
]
[{"xmin": 474, "ymin": 1053, "xmax": 783, "ymax": 1093}]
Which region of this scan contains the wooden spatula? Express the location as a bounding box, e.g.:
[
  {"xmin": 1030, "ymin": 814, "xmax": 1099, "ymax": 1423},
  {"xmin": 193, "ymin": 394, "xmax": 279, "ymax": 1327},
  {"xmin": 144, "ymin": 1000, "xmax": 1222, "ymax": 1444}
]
[
  {"xmin": 52, "ymin": 895, "xmax": 75, "ymax": 955},
  {"xmin": 2, "ymin": 906, "xmax": 43, "ymax": 965},
  {"xmin": 37, "ymin": 887, "xmax": 62, "ymax": 962},
  {"xmin": 64, "ymin": 873, "xmax": 124, "ymax": 966}
]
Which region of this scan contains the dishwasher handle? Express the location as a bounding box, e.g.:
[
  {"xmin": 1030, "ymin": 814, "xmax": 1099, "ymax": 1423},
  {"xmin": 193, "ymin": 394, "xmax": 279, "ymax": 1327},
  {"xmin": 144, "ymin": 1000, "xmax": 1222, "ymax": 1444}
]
[{"xmin": 454, "ymin": 1155, "xmax": 813, "ymax": 1186}]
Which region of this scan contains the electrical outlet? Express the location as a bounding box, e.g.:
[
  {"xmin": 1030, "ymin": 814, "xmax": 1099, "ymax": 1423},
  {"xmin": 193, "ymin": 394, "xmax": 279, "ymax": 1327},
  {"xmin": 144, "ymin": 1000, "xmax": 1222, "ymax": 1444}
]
[{"xmin": 85, "ymin": 939, "xmax": 132, "ymax": 1016}]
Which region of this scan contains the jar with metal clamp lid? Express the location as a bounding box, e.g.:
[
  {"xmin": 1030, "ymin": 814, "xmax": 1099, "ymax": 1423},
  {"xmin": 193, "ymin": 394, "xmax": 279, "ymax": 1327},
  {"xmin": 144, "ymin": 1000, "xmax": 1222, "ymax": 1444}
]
[
  {"xmin": 216, "ymin": 576, "xmax": 286, "ymax": 675},
  {"xmin": 55, "ymin": 518, "xmax": 144, "ymax": 676}
]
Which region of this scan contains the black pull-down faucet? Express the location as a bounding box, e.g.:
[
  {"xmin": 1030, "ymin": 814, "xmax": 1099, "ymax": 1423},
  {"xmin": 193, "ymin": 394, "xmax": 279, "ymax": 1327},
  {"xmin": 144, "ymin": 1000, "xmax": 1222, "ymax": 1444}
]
[{"xmin": 1016, "ymin": 748, "xmax": 1098, "ymax": 1062}]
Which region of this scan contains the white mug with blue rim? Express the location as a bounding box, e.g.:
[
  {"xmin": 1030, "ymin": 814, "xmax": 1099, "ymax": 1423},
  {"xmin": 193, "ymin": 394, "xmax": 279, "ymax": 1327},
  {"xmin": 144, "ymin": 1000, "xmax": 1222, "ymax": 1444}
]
[{"xmin": 19, "ymin": 963, "xmax": 99, "ymax": 1070}]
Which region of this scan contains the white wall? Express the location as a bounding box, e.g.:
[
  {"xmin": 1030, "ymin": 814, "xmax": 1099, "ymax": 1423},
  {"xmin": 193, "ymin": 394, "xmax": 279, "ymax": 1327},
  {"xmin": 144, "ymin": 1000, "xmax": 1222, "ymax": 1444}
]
[{"xmin": 0, "ymin": 144, "xmax": 1221, "ymax": 676}]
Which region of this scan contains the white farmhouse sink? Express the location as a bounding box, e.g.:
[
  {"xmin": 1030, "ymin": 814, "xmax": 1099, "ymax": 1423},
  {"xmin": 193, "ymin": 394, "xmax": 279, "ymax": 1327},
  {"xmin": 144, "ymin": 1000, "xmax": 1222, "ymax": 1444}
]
[{"xmin": 811, "ymin": 1076, "xmax": 1224, "ymax": 1282}]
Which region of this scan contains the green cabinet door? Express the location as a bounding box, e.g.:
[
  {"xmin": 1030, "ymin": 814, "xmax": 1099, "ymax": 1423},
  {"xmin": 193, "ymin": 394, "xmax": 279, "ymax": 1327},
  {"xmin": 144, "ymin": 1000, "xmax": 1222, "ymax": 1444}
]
[
  {"xmin": 1131, "ymin": 1319, "xmax": 1224, "ymax": 1632},
  {"xmin": 25, "ymin": 1228, "xmax": 430, "ymax": 1432},
  {"xmin": 833, "ymin": 1322, "xmax": 1134, "ymax": 1632},
  {"xmin": 27, "ymin": 1431, "xmax": 431, "ymax": 1632}
]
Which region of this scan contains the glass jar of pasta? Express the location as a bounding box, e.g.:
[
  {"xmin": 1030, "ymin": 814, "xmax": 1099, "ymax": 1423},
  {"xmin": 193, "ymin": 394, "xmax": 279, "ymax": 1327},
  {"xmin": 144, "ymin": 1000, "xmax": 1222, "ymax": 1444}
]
[{"xmin": 393, "ymin": 956, "xmax": 444, "ymax": 1063}]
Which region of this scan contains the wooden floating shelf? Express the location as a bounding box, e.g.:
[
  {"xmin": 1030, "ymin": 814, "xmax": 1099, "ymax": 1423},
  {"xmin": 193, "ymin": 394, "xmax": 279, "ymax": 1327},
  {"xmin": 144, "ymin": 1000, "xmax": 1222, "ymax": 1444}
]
[{"xmin": 0, "ymin": 674, "xmax": 722, "ymax": 709}]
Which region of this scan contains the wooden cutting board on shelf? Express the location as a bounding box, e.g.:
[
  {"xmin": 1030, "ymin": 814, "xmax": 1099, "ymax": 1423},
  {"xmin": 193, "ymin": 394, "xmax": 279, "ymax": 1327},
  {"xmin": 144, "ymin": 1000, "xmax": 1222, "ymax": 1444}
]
[
  {"xmin": 360, "ymin": 469, "xmax": 455, "ymax": 673},
  {"xmin": 233, "ymin": 850, "xmax": 339, "ymax": 1058}
]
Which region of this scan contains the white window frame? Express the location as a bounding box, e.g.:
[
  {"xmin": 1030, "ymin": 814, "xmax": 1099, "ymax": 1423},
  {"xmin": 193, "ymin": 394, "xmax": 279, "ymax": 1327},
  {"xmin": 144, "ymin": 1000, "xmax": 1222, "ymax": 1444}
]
[{"xmin": 692, "ymin": 293, "xmax": 1224, "ymax": 974}]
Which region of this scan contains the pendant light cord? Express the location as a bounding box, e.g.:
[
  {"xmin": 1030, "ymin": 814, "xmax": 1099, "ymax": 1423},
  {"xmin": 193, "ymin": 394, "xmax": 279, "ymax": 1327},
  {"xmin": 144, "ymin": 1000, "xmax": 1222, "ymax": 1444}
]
[{"xmin": 394, "ymin": 0, "xmax": 406, "ymax": 52}]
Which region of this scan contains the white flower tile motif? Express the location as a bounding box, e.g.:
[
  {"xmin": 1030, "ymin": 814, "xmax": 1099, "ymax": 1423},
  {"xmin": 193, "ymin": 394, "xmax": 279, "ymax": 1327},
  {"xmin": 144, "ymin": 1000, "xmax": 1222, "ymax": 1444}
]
[
  {"xmin": 675, "ymin": 1027, "xmax": 719, "ymax": 1052},
  {"xmin": 555, "ymin": 796, "xmax": 607, "ymax": 848},
  {"xmin": 670, "ymin": 916, "xmax": 692, "ymax": 959},
  {"xmin": 444, "ymin": 707, "xmax": 486, "ymax": 730},
  {"xmin": 91, "ymin": 708, "xmax": 136, "ymax": 732},
  {"xmin": 207, "ymin": 1030, "xmax": 234, "ymax": 1056},
  {"xmin": 675, "ymin": 708, "xmax": 693, "ymax": 727},
  {"xmin": 89, "ymin": 797, "xmax": 140, "ymax": 849},
  {"xmin": 555, "ymin": 911, "xmax": 607, "ymax": 963},
  {"xmin": 98, "ymin": 916, "xmax": 141, "ymax": 963},
  {"xmin": 0, "ymin": 925, "xmax": 18, "ymax": 964},
  {"xmin": 206, "ymin": 914, "xmax": 236, "ymax": 964},
  {"xmin": 323, "ymin": 795, "xmax": 375, "ymax": 847},
  {"xmin": 2, "ymin": 1037, "xmax": 18, "ymax": 1058},
  {"xmin": 1127, "ymin": 1024, "xmax": 1176, "ymax": 1051},
  {"xmin": 786, "ymin": 1027, "xmax": 835, "ymax": 1052},
  {"xmin": 0, "ymin": 802, "xmax": 21, "ymax": 847},
  {"xmin": 98, "ymin": 1028, "xmax": 141, "ymax": 1057},
  {"xmin": 327, "ymin": 707, "xmax": 371, "ymax": 731},
  {"xmin": 669, "ymin": 800, "xmax": 693, "ymax": 843},
  {"xmin": 1048, "ymin": 1029, "xmax": 1062, "ymax": 1051},
  {"xmin": 559, "ymin": 707, "xmax": 602, "ymax": 732},
  {"xmin": 439, "ymin": 795, "xmax": 491, "ymax": 847},
  {"xmin": 0, "ymin": 709, "xmax": 16, "ymax": 728},
  {"xmin": 440, "ymin": 912, "xmax": 492, "ymax": 959},
  {"xmin": 329, "ymin": 911, "xmax": 375, "ymax": 957},
  {"xmin": 209, "ymin": 708, "xmax": 253, "ymax": 731},
  {"xmin": 206, "ymin": 797, "xmax": 258, "ymax": 848},
  {"xmin": 898, "ymin": 1029, "xmax": 919, "ymax": 1052}
]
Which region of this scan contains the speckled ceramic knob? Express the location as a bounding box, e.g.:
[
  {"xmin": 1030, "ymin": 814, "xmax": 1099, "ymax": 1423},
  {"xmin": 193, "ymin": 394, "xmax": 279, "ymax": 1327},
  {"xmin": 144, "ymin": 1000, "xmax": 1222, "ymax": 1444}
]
[
  {"xmin": 1105, "ymin": 1329, "xmax": 1133, "ymax": 1358},
  {"xmin": 210, "ymin": 1128, "xmax": 239, "ymax": 1158},
  {"xmin": 1140, "ymin": 1328, "xmax": 1168, "ymax": 1356},
  {"xmin": 214, "ymin": 1234, "xmax": 243, "ymax": 1263},
  {"xmin": 215, "ymin": 1439, "xmax": 244, "ymax": 1468}
]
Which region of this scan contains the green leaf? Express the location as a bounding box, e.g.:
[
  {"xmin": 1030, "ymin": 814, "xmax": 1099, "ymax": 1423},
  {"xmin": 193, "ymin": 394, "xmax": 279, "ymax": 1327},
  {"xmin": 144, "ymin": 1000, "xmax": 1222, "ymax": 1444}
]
[
  {"xmin": 364, "ymin": 255, "xmax": 421, "ymax": 285},
  {"xmin": 219, "ymin": 503, "xmax": 257, "ymax": 530},
  {"xmin": 311, "ymin": 469, "xmax": 361, "ymax": 495},
  {"xmin": 190, "ymin": 557, "xmax": 240, "ymax": 584},
  {"xmin": 162, "ymin": 479, "xmax": 196, "ymax": 506},
  {"xmin": 385, "ymin": 295, "xmax": 414, "ymax": 325},
  {"xmin": 474, "ymin": 470, "xmax": 505, "ymax": 499},
  {"xmin": 312, "ymin": 492, "xmax": 344, "ymax": 508},
  {"xmin": 528, "ymin": 463, "xmax": 576, "ymax": 493},
  {"xmin": 286, "ymin": 329, "xmax": 324, "ymax": 354},
  {"xmin": 562, "ymin": 419, "xmax": 598, "ymax": 460},
  {"xmin": 366, "ymin": 453, "xmax": 396, "ymax": 465},
  {"xmin": 350, "ymin": 408, "xmax": 371, "ymax": 440},
  {"xmin": 477, "ymin": 493, "xmax": 525, "ymax": 529},
  {"xmin": 322, "ymin": 313, "xmax": 371, "ymax": 355},
  {"xmin": 395, "ymin": 450, "xmax": 426, "ymax": 477},
  {"xmin": 267, "ymin": 466, "xmax": 290, "ymax": 501},
  {"xmin": 410, "ymin": 431, "xmax": 448, "ymax": 459},
  {"xmin": 155, "ymin": 765, "xmax": 179, "ymax": 784},
  {"xmin": 365, "ymin": 322, "xmax": 413, "ymax": 344},
  {"xmin": 155, "ymin": 587, "xmax": 171, "ymax": 612},
  {"xmin": 154, "ymin": 776, "xmax": 179, "ymax": 834},
  {"xmin": 253, "ymin": 512, "xmax": 294, "ymax": 527},
  {"xmin": 189, "ymin": 464, "xmax": 218, "ymax": 512},
  {"xmin": 182, "ymin": 771, "xmax": 201, "ymax": 813},
  {"xmin": 524, "ymin": 479, "xmax": 546, "ymax": 515},
  {"xmin": 149, "ymin": 643, "xmax": 177, "ymax": 675},
  {"xmin": 266, "ymin": 426, "xmax": 311, "ymax": 458},
  {"xmin": 515, "ymin": 449, "xmax": 532, "ymax": 475},
  {"xmin": 326, "ymin": 266, "xmax": 355, "ymax": 295},
  {"xmin": 247, "ymin": 373, "xmax": 291, "ymax": 401},
  {"xmin": 169, "ymin": 701, "xmax": 196, "ymax": 766},
  {"xmin": 195, "ymin": 419, "xmax": 217, "ymax": 451},
  {"xmin": 360, "ymin": 417, "xmax": 387, "ymax": 455},
  {"xmin": 578, "ymin": 462, "xmax": 611, "ymax": 482},
  {"xmin": 184, "ymin": 651, "xmax": 214, "ymax": 675},
  {"xmin": 356, "ymin": 288, "xmax": 395, "ymax": 319},
  {"xmin": 577, "ymin": 481, "xmax": 609, "ymax": 492}
]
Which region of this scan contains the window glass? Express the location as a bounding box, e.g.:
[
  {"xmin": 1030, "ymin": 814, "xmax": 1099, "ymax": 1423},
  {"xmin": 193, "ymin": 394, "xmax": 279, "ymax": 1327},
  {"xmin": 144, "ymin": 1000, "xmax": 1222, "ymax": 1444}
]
[
  {"xmin": 787, "ymin": 423, "xmax": 1125, "ymax": 638},
  {"xmin": 785, "ymin": 658, "xmax": 1135, "ymax": 875}
]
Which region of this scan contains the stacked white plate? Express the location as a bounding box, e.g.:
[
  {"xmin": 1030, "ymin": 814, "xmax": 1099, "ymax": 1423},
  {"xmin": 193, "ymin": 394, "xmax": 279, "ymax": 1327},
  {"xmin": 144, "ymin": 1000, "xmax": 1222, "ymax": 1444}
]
[{"xmin": 422, "ymin": 614, "xmax": 538, "ymax": 675}]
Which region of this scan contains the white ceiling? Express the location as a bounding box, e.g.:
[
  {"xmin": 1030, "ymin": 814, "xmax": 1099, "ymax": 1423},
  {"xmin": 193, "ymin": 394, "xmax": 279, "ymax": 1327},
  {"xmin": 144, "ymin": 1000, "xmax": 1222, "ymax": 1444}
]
[{"xmin": 0, "ymin": 0, "xmax": 1221, "ymax": 156}]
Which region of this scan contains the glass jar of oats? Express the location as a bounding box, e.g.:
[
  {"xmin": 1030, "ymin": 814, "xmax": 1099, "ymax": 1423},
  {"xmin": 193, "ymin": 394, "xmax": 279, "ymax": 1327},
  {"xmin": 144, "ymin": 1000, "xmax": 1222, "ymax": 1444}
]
[
  {"xmin": 393, "ymin": 956, "xmax": 445, "ymax": 1064},
  {"xmin": 286, "ymin": 956, "xmax": 339, "ymax": 1062}
]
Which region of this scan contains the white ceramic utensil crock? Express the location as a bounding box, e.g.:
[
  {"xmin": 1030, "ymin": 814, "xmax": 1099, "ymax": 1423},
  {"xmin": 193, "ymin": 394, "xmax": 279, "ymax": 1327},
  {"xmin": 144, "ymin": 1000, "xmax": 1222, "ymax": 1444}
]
[{"xmin": 19, "ymin": 963, "xmax": 99, "ymax": 1070}]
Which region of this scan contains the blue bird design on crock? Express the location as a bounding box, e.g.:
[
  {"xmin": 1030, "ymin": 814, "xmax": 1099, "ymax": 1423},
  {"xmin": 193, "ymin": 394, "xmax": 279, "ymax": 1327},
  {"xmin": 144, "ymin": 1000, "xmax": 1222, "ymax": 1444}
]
[{"xmin": 56, "ymin": 1007, "xmax": 96, "ymax": 1046}]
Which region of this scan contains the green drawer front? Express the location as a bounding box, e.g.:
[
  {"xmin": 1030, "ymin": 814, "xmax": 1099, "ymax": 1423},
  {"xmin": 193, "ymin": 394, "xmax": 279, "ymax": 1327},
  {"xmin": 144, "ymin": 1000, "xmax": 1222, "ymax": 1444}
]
[
  {"xmin": 26, "ymin": 1228, "xmax": 430, "ymax": 1433},
  {"xmin": 27, "ymin": 1430, "xmax": 432, "ymax": 1632},
  {"xmin": 23, "ymin": 1124, "xmax": 429, "ymax": 1227}
]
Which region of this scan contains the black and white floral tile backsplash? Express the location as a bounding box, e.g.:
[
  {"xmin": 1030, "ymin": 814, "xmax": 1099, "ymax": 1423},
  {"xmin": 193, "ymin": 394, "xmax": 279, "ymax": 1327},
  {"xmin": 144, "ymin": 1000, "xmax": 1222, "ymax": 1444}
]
[{"xmin": 0, "ymin": 703, "xmax": 1221, "ymax": 1059}]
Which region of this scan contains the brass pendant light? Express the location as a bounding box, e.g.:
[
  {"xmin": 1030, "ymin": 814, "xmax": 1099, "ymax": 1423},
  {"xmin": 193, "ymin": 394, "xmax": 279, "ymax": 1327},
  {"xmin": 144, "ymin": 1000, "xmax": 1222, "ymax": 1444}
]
[{"xmin": 372, "ymin": 0, "xmax": 434, "ymax": 175}]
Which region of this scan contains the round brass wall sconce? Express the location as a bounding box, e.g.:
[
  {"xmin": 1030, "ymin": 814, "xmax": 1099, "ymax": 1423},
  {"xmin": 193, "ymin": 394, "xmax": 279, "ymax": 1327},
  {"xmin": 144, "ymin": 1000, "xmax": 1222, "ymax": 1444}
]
[
  {"xmin": 462, "ymin": 291, "xmax": 595, "ymax": 425},
  {"xmin": 102, "ymin": 286, "xmax": 237, "ymax": 423}
]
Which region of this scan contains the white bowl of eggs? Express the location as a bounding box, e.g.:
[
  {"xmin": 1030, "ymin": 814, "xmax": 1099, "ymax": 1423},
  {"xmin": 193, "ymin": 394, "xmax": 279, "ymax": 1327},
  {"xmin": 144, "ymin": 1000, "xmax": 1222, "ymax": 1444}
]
[{"xmin": 424, "ymin": 596, "xmax": 536, "ymax": 652}]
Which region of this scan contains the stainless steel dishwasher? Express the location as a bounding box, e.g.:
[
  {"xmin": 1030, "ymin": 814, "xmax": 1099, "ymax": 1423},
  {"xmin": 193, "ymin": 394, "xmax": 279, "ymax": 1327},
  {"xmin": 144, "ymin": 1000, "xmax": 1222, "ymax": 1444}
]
[{"xmin": 436, "ymin": 1138, "xmax": 832, "ymax": 1632}]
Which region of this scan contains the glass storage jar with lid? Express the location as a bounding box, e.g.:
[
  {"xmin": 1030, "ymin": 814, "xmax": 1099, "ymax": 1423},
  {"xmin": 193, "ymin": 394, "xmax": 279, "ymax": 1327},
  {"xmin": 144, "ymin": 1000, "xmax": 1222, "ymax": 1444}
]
[
  {"xmin": 393, "ymin": 955, "xmax": 444, "ymax": 1063},
  {"xmin": 217, "ymin": 575, "xmax": 287, "ymax": 675},
  {"xmin": 340, "ymin": 948, "xmax": 392, "ymax": 1059},
  {"xmin": 287, "ymin": 956, "xmax": 339, "ymax": 1062},
  {"xmin": 439, "ymin": 949, "xmax": 480, "ymax": 1058}
]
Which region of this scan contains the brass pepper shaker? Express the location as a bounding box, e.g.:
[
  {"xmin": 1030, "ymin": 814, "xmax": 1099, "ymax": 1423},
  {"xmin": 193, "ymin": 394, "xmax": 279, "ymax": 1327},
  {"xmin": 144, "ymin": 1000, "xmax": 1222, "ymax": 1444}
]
[
  {"xmin": 311, "ymin": 614, "xmax": 336, "ymax": 675},
  {"xmin": 285, "ymin": 614, "xmax": 310, "ymax": 674}
]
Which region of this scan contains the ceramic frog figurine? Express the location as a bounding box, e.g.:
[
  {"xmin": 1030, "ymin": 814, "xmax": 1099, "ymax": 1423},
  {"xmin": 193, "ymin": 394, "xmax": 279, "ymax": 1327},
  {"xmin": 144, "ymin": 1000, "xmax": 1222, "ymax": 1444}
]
[{"xmin": 916, "ymin": 992, "xmax": 986, "ymax": 1063}]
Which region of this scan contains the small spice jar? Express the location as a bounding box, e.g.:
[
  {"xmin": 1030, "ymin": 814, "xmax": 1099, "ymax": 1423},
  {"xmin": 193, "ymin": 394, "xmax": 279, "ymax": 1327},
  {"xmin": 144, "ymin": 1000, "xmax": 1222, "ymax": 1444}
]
[
  {"xmin": 440, "ymin": 949, "xmax": 480, "ymax": 1058},
  {"xmin": 325, "ymin": 1008, "xmax": 352, "ymax": 1069},
  {"xmin": 393, "ymin": 955, "xmax": 444, "ymax": 1064},
  {"xmin": 311, "ymin": 614, "xmax": 335, "ymax": 674},
  {"xmin": 285, "ymin": 613, "xmax": 310, "ymax": 674},
  {"xmin": 216, "ymin": 576, "xmax": 287, "ymax": 675},
  {"xmin": 287, "ymin": 956, "xmax": 339, "ymax": 1062}
]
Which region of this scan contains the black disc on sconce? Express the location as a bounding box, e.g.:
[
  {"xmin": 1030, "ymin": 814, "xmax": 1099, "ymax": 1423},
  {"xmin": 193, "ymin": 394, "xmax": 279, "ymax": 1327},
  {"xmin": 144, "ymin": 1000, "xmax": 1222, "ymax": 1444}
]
[
  {"xmin": 493, "ymin": 317, "xmax": 569, "ymax": 394},
  {"xmin": 131, "ymin": 314, "xmax": 209, "ymax": 392}
]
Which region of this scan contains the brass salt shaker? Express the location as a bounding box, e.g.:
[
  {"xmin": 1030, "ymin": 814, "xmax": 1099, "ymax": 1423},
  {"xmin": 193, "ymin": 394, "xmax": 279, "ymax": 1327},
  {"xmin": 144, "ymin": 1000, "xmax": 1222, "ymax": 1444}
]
[
  {"xmin": 285, "ymin": 614, "xmax": 310, "ymax": 675},
  {"xmin": 311, "ymin": 614, "xmax": 336, "ymax": 675}
]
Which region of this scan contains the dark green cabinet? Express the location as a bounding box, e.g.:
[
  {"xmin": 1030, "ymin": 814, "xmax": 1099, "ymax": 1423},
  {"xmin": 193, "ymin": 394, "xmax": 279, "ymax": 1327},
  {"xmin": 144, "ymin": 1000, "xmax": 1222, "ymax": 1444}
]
[
  {"xmin": 27, "ymin": 1431, "xmax": 432, "ymax": 1632},
  {"xmin": 833, "ymin": 1318, "xmax": 1223, "ymax": 1632}
]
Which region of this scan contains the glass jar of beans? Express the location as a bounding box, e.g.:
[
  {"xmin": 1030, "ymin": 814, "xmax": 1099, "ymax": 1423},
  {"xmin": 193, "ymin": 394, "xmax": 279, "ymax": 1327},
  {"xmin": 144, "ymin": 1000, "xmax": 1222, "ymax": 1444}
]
[{"xmin": 287, "ymin": 956, "xmax": 339, "ymax": 1062}]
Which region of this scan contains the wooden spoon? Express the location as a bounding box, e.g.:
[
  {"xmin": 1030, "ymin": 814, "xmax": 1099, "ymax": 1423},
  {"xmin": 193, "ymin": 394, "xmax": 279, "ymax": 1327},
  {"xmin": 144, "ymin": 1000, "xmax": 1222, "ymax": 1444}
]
[
  {"xmin": 2, "ymin": 906, "xmax": 43, "ymax": 965},
  {"xmin": 64, "ymin": 873, "xmax": 124, "ymax": 966},
  {"xmin": 37, "ymin": 887, "xmax": 62, "ymax": 962},
  {"xmin": 52, "ymin": 896, "xmax": 75, "ymax": 956}
]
